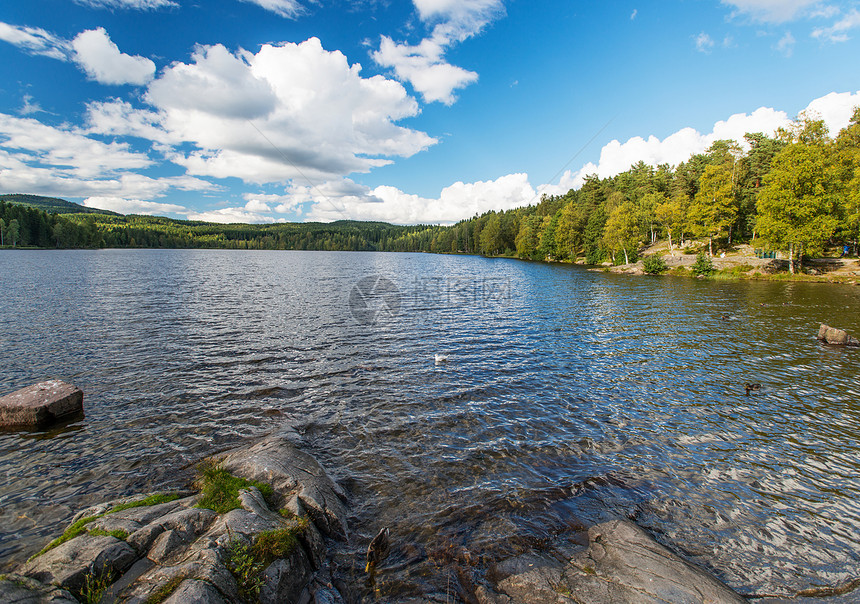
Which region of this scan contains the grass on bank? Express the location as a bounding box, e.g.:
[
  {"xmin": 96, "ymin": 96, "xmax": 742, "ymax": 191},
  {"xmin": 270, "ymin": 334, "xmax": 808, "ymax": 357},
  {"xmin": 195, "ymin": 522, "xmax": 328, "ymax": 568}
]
[
  {"xmin": 30, "ymin": 493, "xmax": 182, "ymax": 560},
  {"xmin": 194, "ymin": 461, "xmax": 275, "ymax": 514}
]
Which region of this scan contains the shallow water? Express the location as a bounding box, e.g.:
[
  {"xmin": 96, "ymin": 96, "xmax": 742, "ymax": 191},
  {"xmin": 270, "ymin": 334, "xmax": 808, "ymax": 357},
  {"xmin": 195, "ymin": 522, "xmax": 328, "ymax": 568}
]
[{"xmin": 1, "ymin": 249, "xmax": 859, "ymax": 599}]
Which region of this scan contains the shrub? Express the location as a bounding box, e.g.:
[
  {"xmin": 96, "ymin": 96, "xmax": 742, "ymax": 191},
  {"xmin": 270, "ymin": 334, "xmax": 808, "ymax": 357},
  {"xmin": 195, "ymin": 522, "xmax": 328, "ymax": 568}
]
[
  {"xmin": 643, "ymin": 255, "xmax": 668, "ymax": 274},
  {"xmin": 691, "ymin": 253, "xmax": 715, "ymax": 276}
]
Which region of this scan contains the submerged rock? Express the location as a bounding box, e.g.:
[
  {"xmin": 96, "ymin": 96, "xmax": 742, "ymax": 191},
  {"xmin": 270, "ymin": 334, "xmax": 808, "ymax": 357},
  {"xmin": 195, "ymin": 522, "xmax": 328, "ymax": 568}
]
[
  {"xmin": 0, "ymin": 380, "xmax": 83, "ymax": 429},
  {"xmin": 484, "ymin": 519, "xmax": 746, "ymax": 604},
  {"xmin": 817, "ymin": 324, "xmax": 860, "ymax": 346}
]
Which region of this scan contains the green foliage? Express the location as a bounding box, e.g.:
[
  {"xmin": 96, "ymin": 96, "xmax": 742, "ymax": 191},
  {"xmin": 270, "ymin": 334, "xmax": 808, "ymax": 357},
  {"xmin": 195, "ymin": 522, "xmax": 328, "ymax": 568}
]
[
  {"xmin": 227, "ymin": 539, "xmax": 266, "ymax": 601},
  {"xmin": 253, "ymin": 523, "xmax": 308, "ymax": 563},
  {"xmin": 195, "ymin": 462, "xmax": 274, "ymax": 514},
  {"xmin": 32, "ymin": 516, "xmax": 99, "ymax": 559},
  {"xmin": 691, "ymin": 253, "xmax": 715, "ymax": 276},
  {"xmin": 643, "ymin": 255, "xmax": 668, "ymax": 274},
  {"xmin": 0, "ymin": 194, "xmax": 119, "ymax": 216},
  {"xmin": 30, "ymin": 492, "xmax": 182, "ymax": 560},
  {"xmin": 145, "ymin": 575, "xmax": 186, "ymax": 604},
  {"xmin": 78, "ymin": 567, "xmax": 113, "ymax": 604}
]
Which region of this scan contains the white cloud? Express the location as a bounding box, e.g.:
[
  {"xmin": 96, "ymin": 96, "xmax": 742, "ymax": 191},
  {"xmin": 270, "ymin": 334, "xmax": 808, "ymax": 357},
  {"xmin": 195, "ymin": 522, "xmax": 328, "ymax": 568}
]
[
  {"xmin": 0, "ymin": 23, "xmax": 154, "ymax": 86},
  {"xmin": 775, "ymin": 31, "xmax": 796, "ymax": 55},
  {"xmin": 84, "ymin": 99, "xmax": 177, "ymax": 144},
  {"xmin": 243, "ymin": 198, "xmax": 272, "ymax": 213},
  {"xmin": 186, "ymin": 207, "xmax": 283, "ymax": 224},
  {"xmin": 83, "ymin": 196, "xmax": 188, "ymax": 215},
  {"xmin": 0, "ymin": 113, "xmax": 152, "ymax": 178},
  {"xmin": 631, "ymin": 9, "xmax": 638, "ymax": 20},
  {"xmin": 0, "ymin": 22, "xmax": 71, "ymax": 60},
  {"xmin": 805, "ymin": 90, "xmax": 860, "ymax": 134},
  {"xmin": 695, "ymin": 32, "xmax": 715, "ymax": 52},
  {"xmin": 721, "ymin": 0, "xmax": 824, "ymax": 23},
  {"xmin": 812, "ymin": 8, "xmax": 860, "ymax": 41},
  {"xmin": 372, "ymin": 0, "xmax": 503, "ymax": 104},
  {"xmin": 135, "ymin": 38, "xmax": 435, "ymax": 184},
  {"xmin": 74, "ymin": 0, "xmax": 178, "ymax": 9},
  {"xmin": 72, "ymin": 28, "xmax": 155, "ymax": 85},
  {"xmin": 239, "ymin": 0, "xmax": 305, "ymax": 18},
  {"xmin": 373, "ymin": 34, "xmax": 478, "ymax": 105},
  {"xmin": 298, "ymin": 174, "xmax": 534, "ymax": 224},
  {"xmin": 555, "ymin": 91, "xmax": 860, "ymax": 190}
]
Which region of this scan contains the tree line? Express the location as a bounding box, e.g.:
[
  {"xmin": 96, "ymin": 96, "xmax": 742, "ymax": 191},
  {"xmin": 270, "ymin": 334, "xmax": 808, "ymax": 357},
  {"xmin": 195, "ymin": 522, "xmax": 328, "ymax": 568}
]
[
  {"xmin": 2, "ymin": 110, "xmax": 857, "ymax": 272},
  {"xmin": 431, "ymin": 109, "xmax": 860, "ymax": 274}
]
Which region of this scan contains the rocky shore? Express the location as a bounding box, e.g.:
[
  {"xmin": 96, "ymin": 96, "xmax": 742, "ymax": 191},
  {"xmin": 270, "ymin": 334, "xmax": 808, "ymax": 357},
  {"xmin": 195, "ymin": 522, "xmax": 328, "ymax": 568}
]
[{"xmin": 1, "ymin": 425, "xmax": 756, "ymax": 604}]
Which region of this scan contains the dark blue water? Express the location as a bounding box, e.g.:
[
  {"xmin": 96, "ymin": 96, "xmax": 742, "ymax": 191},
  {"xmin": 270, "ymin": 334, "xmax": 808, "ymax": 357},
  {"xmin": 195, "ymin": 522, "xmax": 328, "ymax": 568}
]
[{"xmin": 1, "ymin": 249, "xmax": 859, "ymax": 599}]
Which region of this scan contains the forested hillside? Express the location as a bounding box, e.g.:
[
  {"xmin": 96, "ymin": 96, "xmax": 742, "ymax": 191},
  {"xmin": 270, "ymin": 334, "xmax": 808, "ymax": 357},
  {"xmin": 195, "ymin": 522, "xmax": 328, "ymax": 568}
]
[{"xmin": 0, "ymin": 194, "xmax": 119, "ymax": 216}]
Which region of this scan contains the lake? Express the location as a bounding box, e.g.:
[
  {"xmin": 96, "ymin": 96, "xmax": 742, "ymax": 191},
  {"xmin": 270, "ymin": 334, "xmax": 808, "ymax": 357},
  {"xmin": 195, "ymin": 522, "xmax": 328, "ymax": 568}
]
[{"xmin": 1, "ymin": 249, "xmax": 859, "ymax": 599}]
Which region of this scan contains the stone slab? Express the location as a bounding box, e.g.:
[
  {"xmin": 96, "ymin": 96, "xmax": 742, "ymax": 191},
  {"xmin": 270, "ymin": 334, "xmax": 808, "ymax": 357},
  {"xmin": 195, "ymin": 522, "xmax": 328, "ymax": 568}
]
[{"xmin": 0, "ymin": 380, "xmax": 83, "ymax": 428}]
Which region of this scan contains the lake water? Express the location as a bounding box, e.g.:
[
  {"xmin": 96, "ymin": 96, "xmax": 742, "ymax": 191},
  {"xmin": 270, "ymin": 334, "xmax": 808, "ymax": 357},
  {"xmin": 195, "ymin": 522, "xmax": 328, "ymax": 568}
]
[{"xmin": 1, "ymin": 249, "xmax": 860, "ymax": 600}]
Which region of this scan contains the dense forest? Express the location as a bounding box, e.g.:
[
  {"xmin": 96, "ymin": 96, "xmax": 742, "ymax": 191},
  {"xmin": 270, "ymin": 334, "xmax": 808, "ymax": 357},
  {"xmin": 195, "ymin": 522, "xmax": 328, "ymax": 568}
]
[
  {"xmin": 2, "ymin": 111, "xmax": 858, "ymax": 274},
  {"xmin": 433, "ymin": 110, "xmax": 860, "ymax": 274}
]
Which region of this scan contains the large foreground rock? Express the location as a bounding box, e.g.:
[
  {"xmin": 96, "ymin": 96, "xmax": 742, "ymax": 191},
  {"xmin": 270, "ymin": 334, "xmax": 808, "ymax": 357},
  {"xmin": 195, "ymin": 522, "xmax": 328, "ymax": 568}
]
[
  {"xmin": 485, "ymin": 519, "xmax": 746, "ymax": 604},
  {"xmin": 13, "ymin": 431, "xmax": 349, "ymax": 603},
  {"xmin": 0, "ymin": 380, "xmax": 83, "ymax": 429},
  {"xmin": 217, "ymin": 430, "xmax": 349, "ymax": 541}
]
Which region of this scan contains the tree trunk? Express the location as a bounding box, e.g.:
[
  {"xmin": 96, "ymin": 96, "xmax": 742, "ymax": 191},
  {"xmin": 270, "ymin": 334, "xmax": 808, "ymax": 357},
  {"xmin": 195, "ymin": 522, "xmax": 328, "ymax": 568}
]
[
  {"xmin": 624, "ymin": 247, "xmax": 629, "ymax": 264},
  {"xmin": 728, "ymin": 224, "xmax": 733, "ymax": 245},
  {"xmin": 668, "ymin": 229, "xmax": 674, "ymax": 257},
  {"xmin": 789, "ymin": 243, "xmax": 795, "ymax": 274},
  {"xmin": 708, "ymin": 237, "xmax": 713, "ymax": 257}
]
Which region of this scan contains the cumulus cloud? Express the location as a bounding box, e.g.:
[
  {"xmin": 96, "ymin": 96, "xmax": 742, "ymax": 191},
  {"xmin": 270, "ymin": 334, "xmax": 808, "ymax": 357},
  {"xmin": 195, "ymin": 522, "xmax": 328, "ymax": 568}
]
[
  {"xmin": 0, "ymin": 23, "xmax": 154, "ymax": 86},
  {"xmin": 553, "ymin": 91, "xmax": 860, "ymax": 191},
  {"xmin": 812, "ymin": 8, "xmax": 860, "ymax": 41},
  {"xmin": 125, "ymin": 38, "xmax": 435, "ymax": 184},
  {"xmin": 0, "ymin": 112, "xmax": 214, "ymax": 200},
  {"xmin": 0, "ymin": 22, "xmax": 71, "ymax": 60},
  {"xmin": 721, "ymin": 0, "xmax": 824, "ymax": 23},
  {"xmin": 72, "ymin": 28, "xmax": 155, "ymax": 85},
  {"xmin": 83, "ymin": 196, "xmax": 188, "ymax": 215},
  {"xmin": 0, "ymin": 113, "xmax": 152, "ymax": 178},
  {"xmin": 373, "ymin": 0, "xmax": 503, "ymax": 104},
  {"xmin": 239, "ymin": 0, "xmax": 305, "ymax": 18},
  {"xmin": 293, "ymin": 174, "xmax": 534, "ymax": 224},
  {"xmin": 373, "ymin": 34, "xmax": 478, "ymax": 105},
  {"xmin": 74, "ymin": 0, "xmax": 178, "ymax": 9},
  {"xmin": 805, "ymin": 90, "xmax": 860, "ymax": 134},
  {"xmin": 186, "ymin": 207, "xmax": 284, "ymax": 224}
]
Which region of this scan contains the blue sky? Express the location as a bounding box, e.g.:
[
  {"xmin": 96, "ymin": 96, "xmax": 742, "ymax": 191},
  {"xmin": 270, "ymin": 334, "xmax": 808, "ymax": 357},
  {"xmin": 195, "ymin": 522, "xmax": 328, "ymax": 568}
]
[{"xmin": 1, "ymin": 0, "xmax": 859, "ymax": 224}]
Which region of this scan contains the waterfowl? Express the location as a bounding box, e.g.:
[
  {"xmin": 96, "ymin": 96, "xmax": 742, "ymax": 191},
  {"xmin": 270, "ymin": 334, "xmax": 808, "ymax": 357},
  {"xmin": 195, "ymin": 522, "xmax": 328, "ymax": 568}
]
[
  {"xmin": 366, "ymin": 527, "xmax": 391, "ymax": 573},
  {"xmin": 745, "ymin": 383, "xmax": 761, "ymax": 396},
  {"xmin": 434, "ymin": 353, "xmax": 448, "ymax": 364}
]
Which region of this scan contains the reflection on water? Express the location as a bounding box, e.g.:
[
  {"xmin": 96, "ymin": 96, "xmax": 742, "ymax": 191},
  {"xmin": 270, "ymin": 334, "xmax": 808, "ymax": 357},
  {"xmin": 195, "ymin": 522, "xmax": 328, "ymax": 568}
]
[{"xmin": 1, "ymin": 249, "xmax": 860, "ymax": 598}]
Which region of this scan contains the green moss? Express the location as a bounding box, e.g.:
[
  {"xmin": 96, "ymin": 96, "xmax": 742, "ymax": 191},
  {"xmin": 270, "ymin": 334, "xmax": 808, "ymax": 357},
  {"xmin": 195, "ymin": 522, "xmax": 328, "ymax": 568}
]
[
  {"xmin": 29, "ymin": 492, "xmax": 183, "ymax": 560},
  {"xmin": 668, "ymin": 266, "xmax": 689, "ymax": 276},
  {"xmin": 108, "ymin": 493, "xmax": 180, "ymax": 514},
  {"xmin": 144, "ymin": 575, "xmax": 186, "ymax": 604},
  {"xmin": 195, "ymin": 462, "xmax": 274, "ymax": 514},
  {"xmin": 227, "ymin": 539, "xmax": 265, "ymax": 601},
  {"xmin": 31, "ymin": 515, "xmax": 100, "ymax": 559}
]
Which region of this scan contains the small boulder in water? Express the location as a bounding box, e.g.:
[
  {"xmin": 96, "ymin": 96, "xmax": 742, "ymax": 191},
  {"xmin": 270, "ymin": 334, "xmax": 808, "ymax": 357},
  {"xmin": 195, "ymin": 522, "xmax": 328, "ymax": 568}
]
[{"xmin": 817, "ymin": 324, "xmax": 860, "ymax": 346}]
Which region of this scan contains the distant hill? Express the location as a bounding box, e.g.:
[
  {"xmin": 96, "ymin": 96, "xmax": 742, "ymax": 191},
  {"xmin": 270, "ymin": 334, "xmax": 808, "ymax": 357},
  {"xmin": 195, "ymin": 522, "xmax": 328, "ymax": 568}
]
[{"xmin": 0, "ymin": 194, "xmax": 121, "ymax": 216}]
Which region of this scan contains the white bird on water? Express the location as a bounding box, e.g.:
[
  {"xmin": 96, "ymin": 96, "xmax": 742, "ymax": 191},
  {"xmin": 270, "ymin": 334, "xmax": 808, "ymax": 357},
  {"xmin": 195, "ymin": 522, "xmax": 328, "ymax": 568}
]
[{"xmin": 434, "ymin": 353, "xmax": 448, "ymax": 364}]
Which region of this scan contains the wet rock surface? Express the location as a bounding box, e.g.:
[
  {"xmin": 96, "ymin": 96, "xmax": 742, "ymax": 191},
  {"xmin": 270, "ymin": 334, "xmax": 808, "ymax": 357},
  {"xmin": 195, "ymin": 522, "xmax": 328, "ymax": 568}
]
[
  {"xmin": 10, "ymin": 430, "xmax": 762, "ymax": 603},
  {"xmin": 480, "ymin": 520, "xmax": 747, "ymax": 604},
  {"xmin": 0, "ymin": 381, "xmax": 83, "ymax": 429},
  {"xmin": 817, "ymin": 323, "xmax": 860, "ymax": 346},
  {"xmin": 11, "ymin": 430, "xmax": 349, "ymax": 603}
]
